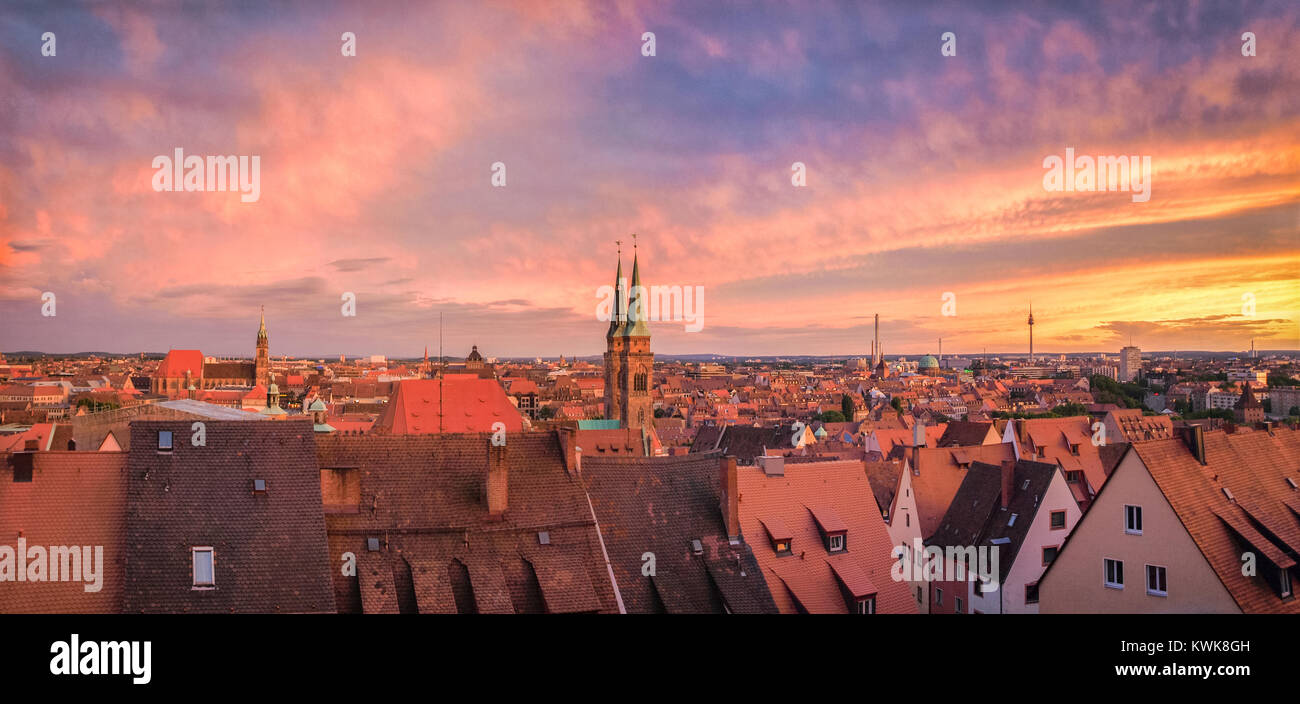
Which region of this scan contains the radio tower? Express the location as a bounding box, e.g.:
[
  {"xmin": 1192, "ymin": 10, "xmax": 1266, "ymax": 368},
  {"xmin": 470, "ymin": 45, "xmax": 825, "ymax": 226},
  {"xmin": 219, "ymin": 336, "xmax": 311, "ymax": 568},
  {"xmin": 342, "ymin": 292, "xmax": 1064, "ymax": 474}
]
[{"xmin": 1027, "ymin": 303, "xmax": 1035, "ymax": 365}]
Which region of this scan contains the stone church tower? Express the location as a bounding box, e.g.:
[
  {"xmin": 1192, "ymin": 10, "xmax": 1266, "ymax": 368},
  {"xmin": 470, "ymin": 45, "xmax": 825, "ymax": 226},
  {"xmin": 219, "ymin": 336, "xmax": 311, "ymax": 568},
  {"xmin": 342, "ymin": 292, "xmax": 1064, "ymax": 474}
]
[
  {"xmin": 603, "ymin": 241, "xmax": 654, "ymax": 430},
  {"xmin": 255, "ymin": 307, "xmax": 270, "ymax": 387}
]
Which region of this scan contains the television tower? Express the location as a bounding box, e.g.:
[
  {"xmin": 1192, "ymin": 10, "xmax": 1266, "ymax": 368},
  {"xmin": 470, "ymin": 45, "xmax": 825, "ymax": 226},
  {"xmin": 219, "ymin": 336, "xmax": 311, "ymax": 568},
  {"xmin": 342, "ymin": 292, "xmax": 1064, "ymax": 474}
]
[{"xmin": 1027, "ymin": 303, "xmax": 1035, "ymax": 365}]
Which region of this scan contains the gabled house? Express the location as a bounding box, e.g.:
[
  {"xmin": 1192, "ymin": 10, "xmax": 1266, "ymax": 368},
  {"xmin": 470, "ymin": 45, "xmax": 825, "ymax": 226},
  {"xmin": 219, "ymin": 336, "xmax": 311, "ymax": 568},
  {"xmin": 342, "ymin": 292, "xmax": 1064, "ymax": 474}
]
[
  {"xmin": 1039, "ymin": 426, "xmax": 1300, "ymax": 613},
  {"xmin": 926, "ymin": 459, "xmax": 1080, "ymax": 613}
]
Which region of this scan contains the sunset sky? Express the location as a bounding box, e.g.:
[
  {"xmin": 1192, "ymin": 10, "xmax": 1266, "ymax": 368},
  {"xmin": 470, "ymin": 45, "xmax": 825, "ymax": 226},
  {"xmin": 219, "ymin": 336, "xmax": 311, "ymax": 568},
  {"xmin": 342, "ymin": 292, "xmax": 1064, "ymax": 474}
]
[{"xmin": 1, "ymin": 1, "xmax": 1297, "ymax": 358}]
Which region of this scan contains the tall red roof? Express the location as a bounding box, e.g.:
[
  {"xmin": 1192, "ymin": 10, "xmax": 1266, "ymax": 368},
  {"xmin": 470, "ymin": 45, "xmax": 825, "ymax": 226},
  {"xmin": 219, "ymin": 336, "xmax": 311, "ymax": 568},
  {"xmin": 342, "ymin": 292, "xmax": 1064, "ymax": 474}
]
[
  {"xmin": 373, "ymin": 376, "xmax": 524, "ymax": 434},
  {"xmin": 156, "ymin": 349, "xmax": 204, "ymax": 378}
]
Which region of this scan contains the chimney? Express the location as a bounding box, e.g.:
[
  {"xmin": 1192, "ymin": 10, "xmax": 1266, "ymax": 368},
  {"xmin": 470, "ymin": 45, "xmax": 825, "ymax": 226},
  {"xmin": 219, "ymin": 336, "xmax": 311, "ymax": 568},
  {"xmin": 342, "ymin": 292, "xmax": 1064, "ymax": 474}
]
[
  {"xmin": 1001, "ymin": 459, "xmax": 1016, "ymax": 509},
  {"xmin": 557, "ymin": 426, "xmax": 581, "ymax": 477},
  {"xmin": 485, "ymin": 438, "xmax": 509, "ymax": 518},
  {"xmin": 720, "ymin": 455, "xmax": 740, "ymax": 543}
]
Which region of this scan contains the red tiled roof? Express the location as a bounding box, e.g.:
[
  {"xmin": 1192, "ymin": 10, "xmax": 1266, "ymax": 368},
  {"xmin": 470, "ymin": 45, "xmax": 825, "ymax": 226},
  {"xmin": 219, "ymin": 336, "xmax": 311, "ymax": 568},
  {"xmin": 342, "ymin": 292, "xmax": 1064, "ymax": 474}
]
[
  {"xmin": 373, "ymin": 377, "xmax": 524, "ymax": 434},
  {"xmin": 1133, "ymin": 428, "xmax": 1300, "ymax": 614},
  {"xmin": 737, "ymin": 460, "xmax": 917, "ymax": 614},
  {"xmin": 156, "ymin": 349, "xmax": 204, "ymax": 379},
  {"xmin": 0, "ymin": 451, "xmax": 128, "ymax": 613}
]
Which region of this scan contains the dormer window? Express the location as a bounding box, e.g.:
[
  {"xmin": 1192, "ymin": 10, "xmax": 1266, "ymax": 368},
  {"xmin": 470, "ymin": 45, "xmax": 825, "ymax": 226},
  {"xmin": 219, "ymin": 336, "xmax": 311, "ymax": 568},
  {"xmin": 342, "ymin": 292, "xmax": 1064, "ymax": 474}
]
[
  {"xmin": 809, "ymin": 505, "xmax": 848, "ymax": 554},
  {"xmin": 760, "ymin": 517, "xmax": 793, "ymax": 556},
  {"xmin": 856, "ymin": 596, "xmax": 876, "ymax": 614}
]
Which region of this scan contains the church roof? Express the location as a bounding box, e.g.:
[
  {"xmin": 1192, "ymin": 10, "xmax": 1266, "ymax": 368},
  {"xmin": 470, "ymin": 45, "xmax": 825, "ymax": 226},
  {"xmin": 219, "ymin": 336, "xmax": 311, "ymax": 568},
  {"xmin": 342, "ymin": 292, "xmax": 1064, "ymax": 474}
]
[
  {"xmin": 373, "ymin": 376, "xmax": 525, "ymax": 434},
  {"xmin": 157, "ymin": 350, "xmax": 204, "ymax": 378}
]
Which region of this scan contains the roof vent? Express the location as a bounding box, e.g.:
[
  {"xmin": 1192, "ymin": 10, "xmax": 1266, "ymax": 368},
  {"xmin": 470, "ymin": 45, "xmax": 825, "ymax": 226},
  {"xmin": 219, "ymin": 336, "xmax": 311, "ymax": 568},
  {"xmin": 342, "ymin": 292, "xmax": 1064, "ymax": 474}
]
[
  {"xmin": 367, "ymin": 537, "xmax": 381, "ymax": 552},
  {"xmin": 1222, "ymin": 487, "xmax": 1235, "ymax": 502},
  {"xmin": 1286, "ymin": 477, "xmax": 1298, "ymax": 491},
  {"xmin": 538, "ymin": 531, "xmax": 550, "ymax": 545},
  {"xmin": 691, "ymin": 539, "xmax": 704, "ymax": 556}
]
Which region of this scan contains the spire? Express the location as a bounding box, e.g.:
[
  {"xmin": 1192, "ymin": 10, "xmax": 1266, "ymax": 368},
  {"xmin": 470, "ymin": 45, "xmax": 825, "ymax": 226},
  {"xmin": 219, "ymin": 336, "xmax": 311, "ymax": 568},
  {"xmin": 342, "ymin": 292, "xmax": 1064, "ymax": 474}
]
[
  {"xmin": 624, "ymin": 234, "xmax": 650, "ymax": 337},
  {"xmin": 257, "ymin": 305, "xmax": 268, "ymax": 343},
  {"xmin": 607, "ymin": 241, "xmax": 625, "ymax": 338}
]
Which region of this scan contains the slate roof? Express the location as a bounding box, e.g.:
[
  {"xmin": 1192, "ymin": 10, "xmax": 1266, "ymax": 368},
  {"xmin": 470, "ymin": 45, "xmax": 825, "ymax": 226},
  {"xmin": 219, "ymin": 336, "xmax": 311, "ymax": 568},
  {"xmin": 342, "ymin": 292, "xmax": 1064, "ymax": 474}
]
[
  {"xmin": 124, "ymin": 420, "xmax": 336, "ymax": 613},
  {"xmin": 688, "ymin": 423, "xmax": 806, "ymax": 463},
  {"xmin": 863, "ymin": 460, "xmax": 905, "ymax": 519},
  {"xmin": 736, "ymin": 460, "xmax": 917, "ymax": 614},
  {"xmin": 927, "ymin": 459, "xmax": 1060, "ymax": 582},
  {"xmin": 315, "ymin": 431, "xmax": 619, "ymax": 614},
  {"xmin": 936, "ymin": 421, "xmax": 996, "ymax": 447},
  {"xmin": 0, "ymin": 451, "xmax": 128, "ymax": 613},
  {"xmin": 582, "ymin": 452, "xmax": 778, "ymax": 614},
  {"xmin": 1131, "ymin": 427, "xmax": 1300, "ymax": 614}
]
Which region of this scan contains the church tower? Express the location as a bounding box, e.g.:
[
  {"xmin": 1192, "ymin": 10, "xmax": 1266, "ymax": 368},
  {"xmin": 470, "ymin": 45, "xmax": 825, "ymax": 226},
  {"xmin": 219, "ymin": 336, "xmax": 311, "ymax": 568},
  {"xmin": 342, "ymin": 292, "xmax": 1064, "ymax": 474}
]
[
  {"xmin": 603, "ymin": 243, "xmax": 626, "ymax": 423},
  {"xmin": 255, "ymin": 306, "xmax": 270, "ymax": 387},
  {"xmin": 603, "ymin": 237, "xmax": 655, "ymax": 430}
]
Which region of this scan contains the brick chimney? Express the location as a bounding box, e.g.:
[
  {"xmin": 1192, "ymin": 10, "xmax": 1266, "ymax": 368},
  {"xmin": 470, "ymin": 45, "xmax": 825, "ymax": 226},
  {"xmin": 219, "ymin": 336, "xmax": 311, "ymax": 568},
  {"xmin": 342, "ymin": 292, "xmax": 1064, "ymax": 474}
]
[
  {"xmin": 720, "ymin": 455, "xmax": 739, "ymax": 543},
  {"xmin": 486, "ymin": 439, "xmax": 509, "ymax": 518},
  {"xmin": 557, "ymin": 426, "xmax": 581, "ymax": 477},
  {"xmin": 1001, "ymin": 459, "xmax": 1015, "ymax": 509}
]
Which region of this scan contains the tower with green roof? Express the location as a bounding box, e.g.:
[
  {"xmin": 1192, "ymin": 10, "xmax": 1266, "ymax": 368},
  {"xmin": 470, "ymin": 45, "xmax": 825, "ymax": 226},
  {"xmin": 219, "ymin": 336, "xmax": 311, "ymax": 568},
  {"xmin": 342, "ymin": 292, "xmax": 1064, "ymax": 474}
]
[{"xmin": 602, "ymin": 236, "xmax": 655, "ymax": 430}]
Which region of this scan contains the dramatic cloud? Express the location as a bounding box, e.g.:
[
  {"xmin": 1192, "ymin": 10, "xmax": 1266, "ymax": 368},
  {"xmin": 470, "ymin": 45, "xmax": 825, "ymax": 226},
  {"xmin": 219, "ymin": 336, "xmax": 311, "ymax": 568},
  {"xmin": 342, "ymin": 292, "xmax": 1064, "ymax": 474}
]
[{"xmin": 0, "ymin": 0, "xmax": 1297, "ymax": 357}]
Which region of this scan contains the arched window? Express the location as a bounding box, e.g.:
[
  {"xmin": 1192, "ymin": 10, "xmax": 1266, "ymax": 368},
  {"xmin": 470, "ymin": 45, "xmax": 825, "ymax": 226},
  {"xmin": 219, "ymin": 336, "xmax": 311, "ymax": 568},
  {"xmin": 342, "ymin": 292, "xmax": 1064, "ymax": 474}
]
[{"xmin": 634, "ymin": 373, "xmax": 647, "ymax": 392}]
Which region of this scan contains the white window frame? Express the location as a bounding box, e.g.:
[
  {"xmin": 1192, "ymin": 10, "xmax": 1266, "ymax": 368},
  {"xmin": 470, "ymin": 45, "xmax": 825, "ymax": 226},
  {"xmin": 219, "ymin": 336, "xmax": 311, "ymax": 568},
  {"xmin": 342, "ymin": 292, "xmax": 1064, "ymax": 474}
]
[
  {"xmin": 857, "ymin": 597, "xmax": 875, "ymax": 614},
  {"xmin": 827, "ymin": 533, "xmax": 845, "ymax": 552},
  {"xmin": 1104, "ymin": 558, "xmax": 1124, "ymax": 589},
  {"xmin": 192, "ymin": 547, "xmax": 215, "ymax": 589},
  {"xmin": 1124, "ymin": 504, "xmax": 1143, "ymax": 535},
  {"xmin": 1146, "ymin": 564, "xmax": 1167, "ymax": 597},
  {"xmin": 955, "ymin": 596, "xmax": 964, "ymax": 613},
  {"xmin": 934, "ymin": 587, "xmax": 943, "ymax": 606}
]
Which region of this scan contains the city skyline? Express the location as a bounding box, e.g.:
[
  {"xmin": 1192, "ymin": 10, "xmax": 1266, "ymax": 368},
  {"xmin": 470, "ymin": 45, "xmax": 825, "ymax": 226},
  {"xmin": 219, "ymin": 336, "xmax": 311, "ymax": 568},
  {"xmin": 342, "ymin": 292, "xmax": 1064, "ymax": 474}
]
[{"xmin": 2, "ymin": 1, "xmax": 1298, "ymax": 358}]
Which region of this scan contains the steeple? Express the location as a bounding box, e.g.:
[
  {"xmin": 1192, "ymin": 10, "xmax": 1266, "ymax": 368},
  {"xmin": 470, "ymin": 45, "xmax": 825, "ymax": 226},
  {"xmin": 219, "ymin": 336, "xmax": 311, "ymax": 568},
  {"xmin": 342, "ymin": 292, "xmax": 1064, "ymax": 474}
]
[
  {"xmin": 607, "ymin": 242, "xmax": 625, "ymax": 338},
  {"xmin": 254, "ymin": 306, "xmax": 270, "ymax": 388},
  {"xmin": 623, "ymin": 234, "xmax": 650, "ymax": 337}
]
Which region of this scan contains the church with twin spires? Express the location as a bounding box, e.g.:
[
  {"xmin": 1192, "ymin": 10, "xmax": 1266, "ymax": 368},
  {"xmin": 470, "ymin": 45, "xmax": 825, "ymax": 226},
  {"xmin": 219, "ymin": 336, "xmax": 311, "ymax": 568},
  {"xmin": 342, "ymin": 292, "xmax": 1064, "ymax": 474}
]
[{"xmin": 603, "ymin": 242, "xmax": 654, "ymax": 430}]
